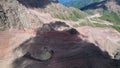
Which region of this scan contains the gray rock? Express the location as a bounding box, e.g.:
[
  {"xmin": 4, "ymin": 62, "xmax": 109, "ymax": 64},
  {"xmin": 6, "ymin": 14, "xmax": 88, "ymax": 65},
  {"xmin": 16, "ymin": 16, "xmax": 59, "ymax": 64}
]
[
  {"xmin": 0, "ymin": 4, "xmax": 8, "ymax": 30},
  {"xmin": 0, "ymin": 0, "xmax": 44, "ymax": 30}
]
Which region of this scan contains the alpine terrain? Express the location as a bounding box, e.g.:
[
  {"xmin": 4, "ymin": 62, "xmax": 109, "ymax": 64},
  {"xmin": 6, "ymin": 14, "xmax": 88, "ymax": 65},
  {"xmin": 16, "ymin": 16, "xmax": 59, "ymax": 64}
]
[{"xmin": 0, "ymin": 0, "xmax": 120, "ymax": 68}]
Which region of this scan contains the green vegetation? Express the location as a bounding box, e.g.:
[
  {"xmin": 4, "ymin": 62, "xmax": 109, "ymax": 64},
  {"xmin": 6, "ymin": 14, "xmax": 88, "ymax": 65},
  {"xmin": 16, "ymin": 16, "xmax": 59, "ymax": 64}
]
[
  {"xmin": 100, "ymin": 11, "xmax": 120, "ymax": 25},
  {"xmin": 111, "ymin": 25, "xmax": 120, "ymax": 32},
  {"xmin": 73, "ymin": 22, "xmax": 120, "ymax": 32},
  {"xmin": 84, "ymin": 10, "xmax": 95, "ymax": 15},
  {"xmin": 73, "ymin": 8, "xmax": 120, "ymax": 32},
  {"xmin": 97, "ymin": 10, "xmax": 120, "ymax": 32},
  {"xmin": 73, "ymin": 22, "xmax": 108, "ymax": 27},
  {"xmin": 53, "ymin": 8, "xmax": 87, "ymax": 21}
]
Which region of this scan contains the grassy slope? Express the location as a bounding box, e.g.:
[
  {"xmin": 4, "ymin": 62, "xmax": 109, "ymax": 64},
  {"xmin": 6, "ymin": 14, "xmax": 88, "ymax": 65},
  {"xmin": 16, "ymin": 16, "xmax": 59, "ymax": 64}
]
[
  {"xmin": 53, "ymin": 8, "xmax": 87, "ymax": 21},
  {"xmin": 99, "ymin": 10, "xmax": 120, "ymax": 32},
  {"xmin": 73, "ymin": 10, "xmax": 120, "ymax": 32},
  {"xmin": 100, "ymin": 11, "xmax": 120, "ymax": 25},
  {"xmin": 73, "ymin": 22, "xmax": 120, "ymax": 32}
]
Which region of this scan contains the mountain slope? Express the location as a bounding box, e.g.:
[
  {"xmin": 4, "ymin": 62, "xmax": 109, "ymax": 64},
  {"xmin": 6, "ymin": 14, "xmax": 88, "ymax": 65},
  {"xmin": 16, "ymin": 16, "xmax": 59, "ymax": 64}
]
[
  {"xmin": 0, "ymin": 0, "xmax": 87, "ymax": 30},
  {"xmin": 74, "ymin": 0, "xmax": 120, "ymax": 32},
  {"xmin": 99, "ymin": 0, "xmax": 120, "ymax": 26}
]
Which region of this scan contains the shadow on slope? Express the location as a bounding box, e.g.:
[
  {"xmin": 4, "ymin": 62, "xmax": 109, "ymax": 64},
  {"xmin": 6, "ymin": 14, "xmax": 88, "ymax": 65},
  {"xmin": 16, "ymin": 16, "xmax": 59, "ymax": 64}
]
[
  {"xmin": 17, "ymin": 0, "xmax": 51, "ymax": 8},
  {"xmin": 12, "ymin": 21, "xmax": 117, "ymax": 68},
  {"xmin": 115, "ymin": 0, "xmax": 120, "ymax": 5},
  {"xmin": 81, "ymin": 0, "xmax": 120, "ymax": 11},
  {"xmin": 80, "ymin": 0, "xmax": 107, "ymax": 11}
]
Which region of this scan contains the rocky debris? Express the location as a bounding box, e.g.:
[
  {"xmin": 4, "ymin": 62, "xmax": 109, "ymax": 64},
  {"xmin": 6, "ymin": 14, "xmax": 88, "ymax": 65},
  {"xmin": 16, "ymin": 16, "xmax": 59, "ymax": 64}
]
[
  {"xmin": 105, "ymin": 0, "xmax": 120, "ymax": 14},
  {"xmin": 49, "ymin": 21, "xmax": 70, "ymax": 31},
  {"xmin": 37, "ymin": 47, "xmax": 54, "ymax": 61},
  {"xmin": 0, "ymin": 0, "xmax": 44, "ymax": 30},
  {"xmin": 40, "ymin": 24, "xmax": 54, "ymax": 33},
  {"xmin": 39, "ymin": 21, "xmax": 79, "ymax": 36},
  {"xmin": 23, "ymin": 47, "xmax": 54, "ymax": 62},
  {"xmin": 0, "ymin": 5, "xmax": 8, "ymax": 30},
  {"xmin": 65, "ymin": 28, "xmax": 79, "ymax": 35},
  {"xmin": 40, "ymin": 21, "xmax": 71, "ymax": 33}
]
